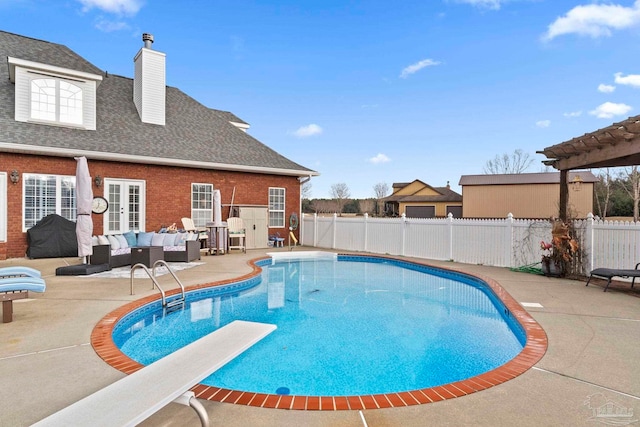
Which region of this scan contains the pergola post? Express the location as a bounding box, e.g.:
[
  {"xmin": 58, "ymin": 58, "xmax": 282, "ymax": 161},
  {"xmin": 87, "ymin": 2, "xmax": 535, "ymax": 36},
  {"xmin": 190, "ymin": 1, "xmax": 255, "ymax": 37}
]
[{"xmin": 559, "ymin": 169, "xmax": 568, "ymax": 221}]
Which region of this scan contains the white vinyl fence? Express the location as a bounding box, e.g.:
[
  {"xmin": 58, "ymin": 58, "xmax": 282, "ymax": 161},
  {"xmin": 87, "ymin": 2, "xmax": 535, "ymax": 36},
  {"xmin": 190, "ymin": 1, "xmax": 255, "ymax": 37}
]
[{"xmin": 300, "ymin": 213, "xmax": 640, "ymax": 275}]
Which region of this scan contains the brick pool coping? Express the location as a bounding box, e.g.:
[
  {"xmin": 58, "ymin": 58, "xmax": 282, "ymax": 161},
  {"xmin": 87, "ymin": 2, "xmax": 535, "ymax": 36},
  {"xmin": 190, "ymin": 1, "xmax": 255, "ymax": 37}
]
[{"xmin": 91, "ymin": 254, "xmax": 548, "ymax": 411}]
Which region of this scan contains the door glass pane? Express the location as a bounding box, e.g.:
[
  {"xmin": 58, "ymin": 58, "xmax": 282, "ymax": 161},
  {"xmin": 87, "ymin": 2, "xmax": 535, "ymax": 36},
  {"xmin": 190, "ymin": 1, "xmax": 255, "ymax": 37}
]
[
  {"xmin": 128, "ymin": 184, "xmax": 141, "ymax": 231},
  {"xmin": 107, "ymin": 183, "xmax": 121, "ymax": 233}
]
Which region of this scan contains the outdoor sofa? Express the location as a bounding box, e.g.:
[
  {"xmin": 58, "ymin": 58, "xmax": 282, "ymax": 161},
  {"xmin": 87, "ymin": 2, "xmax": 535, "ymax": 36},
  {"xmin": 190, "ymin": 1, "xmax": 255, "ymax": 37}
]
[{"xmin": 90, "ymin": 231, "xmax": 201, "ymax": 268}]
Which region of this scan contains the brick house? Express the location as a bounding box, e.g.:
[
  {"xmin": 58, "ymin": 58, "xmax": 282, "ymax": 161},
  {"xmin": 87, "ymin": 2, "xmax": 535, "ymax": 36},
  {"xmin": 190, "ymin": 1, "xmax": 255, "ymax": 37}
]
[{"xmin": 0, "ymin": 31, "xmax": 317, "ymax": 259}]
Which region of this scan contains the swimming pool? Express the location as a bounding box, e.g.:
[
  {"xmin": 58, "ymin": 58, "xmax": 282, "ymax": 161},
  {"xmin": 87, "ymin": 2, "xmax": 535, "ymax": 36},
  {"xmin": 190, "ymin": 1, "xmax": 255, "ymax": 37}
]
[{"xmin": 93, "ymin": 253, "xmax": 548, "ymax": 410}]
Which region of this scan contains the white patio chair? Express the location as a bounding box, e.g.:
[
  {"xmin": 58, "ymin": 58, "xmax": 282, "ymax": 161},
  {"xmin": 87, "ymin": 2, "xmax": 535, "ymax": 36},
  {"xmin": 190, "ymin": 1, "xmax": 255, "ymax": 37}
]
[{"xmin": 227, "ymin": 217, "xmax": 246, "ymax": 253}]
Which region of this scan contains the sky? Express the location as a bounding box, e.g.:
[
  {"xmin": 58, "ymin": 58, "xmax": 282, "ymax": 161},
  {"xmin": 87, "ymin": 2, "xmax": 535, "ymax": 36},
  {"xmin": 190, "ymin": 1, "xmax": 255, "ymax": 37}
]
[{"xmin": 2, "ymin": 0, "xmax": 640, "ymax": 198}]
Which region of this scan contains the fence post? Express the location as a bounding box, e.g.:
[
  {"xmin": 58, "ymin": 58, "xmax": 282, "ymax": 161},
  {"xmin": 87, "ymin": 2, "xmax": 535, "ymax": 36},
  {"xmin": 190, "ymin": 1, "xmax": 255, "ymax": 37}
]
[
  {"xmin": 363, "ymin": 213, "xmax": 368, "ymax": 252},
  {"xmin": 313, "ymin": 213, "xmax": 318, "ymax": 247},
  {"xmin": 332, "ymin": 213, "xmax": 337, "ymax": 249},
  {"xmin": 507, "ymin": 213, "xmax": 514, "ymax": 267},
  {"xmin": 447, "ymin": 213, "xmax": 454, "ymax": 261},
  {"xmin": 585, "ymin": 212, "xmax": 594, "ymax": 273},
  {"xmin": 401, "ymin": 213, "xmax": 407, "ymax": 256}
]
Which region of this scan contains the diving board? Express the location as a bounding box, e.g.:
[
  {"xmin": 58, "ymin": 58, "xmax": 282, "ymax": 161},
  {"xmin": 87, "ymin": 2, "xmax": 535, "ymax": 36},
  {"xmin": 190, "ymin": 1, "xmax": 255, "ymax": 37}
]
[{"xmin": 33, "ymin": 320, "xmax": 276, "ymax": 427}]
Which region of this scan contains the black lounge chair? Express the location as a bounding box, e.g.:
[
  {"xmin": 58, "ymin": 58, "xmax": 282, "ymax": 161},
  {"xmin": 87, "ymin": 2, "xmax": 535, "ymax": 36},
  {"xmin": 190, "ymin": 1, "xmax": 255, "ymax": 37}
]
[{"xmin": 586, "ymin": 263, "xmax": 640, "ymax": 292}]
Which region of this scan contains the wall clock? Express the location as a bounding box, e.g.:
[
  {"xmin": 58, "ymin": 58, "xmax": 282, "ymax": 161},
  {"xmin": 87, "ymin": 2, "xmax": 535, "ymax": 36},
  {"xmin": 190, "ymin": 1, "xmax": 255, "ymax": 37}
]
[{"xmin": 91, "ymin": 196, "xmax": 109, "ymax": 214}]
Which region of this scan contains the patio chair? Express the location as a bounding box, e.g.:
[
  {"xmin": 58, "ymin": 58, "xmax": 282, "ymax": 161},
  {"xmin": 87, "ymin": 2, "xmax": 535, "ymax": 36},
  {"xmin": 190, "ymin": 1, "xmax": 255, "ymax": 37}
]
[
  {"xmin": 181, "ymin": 217, "xmax": 209, "ymax": 249},
  {"xmin": 227, "ymin": 217, "xmax": 246, "ymax": 252},
  {"xmin": 586, "ymin": 263, "xmax": 640, "ymax": 292},
  {"xmin": 0, "ymin": 267, "xmax": 46, "ymax": 323}
]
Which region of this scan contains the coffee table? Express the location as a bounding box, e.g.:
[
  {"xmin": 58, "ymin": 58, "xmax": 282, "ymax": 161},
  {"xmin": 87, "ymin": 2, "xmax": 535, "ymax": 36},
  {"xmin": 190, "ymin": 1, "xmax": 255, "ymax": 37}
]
[{"xmin": 131, "ymin": 246, "xmax": 164, "ymax": 268}]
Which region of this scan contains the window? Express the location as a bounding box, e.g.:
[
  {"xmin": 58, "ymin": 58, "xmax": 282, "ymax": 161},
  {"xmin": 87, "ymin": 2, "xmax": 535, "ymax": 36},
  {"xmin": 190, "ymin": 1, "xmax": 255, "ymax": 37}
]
[
  {"xmin": 191, "ymin": 184, "xmax": 213, "ymax": 228},
  {"xmin": 23, "ymin": 174, "xmax": 76, "ymax": 230},
  {"xmin": 269, "ymin": 187, "xmax": 285, "ymax": 228},
  {"xmin": 30, "ymin": 78, "xmax": 83, "ymax": 125}
]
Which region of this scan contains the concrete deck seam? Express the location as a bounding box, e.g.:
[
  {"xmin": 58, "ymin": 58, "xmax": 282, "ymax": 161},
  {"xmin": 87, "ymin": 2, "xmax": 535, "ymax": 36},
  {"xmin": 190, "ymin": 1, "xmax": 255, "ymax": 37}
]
[
  {"xmin": 0, "ymin": 343, "xmax": 90, "ymax": 361},
  {"xmin": 359, "ymin": 410, "xmax": 368, "ymax": 427},
  {"xmin": 532, "ymin": 367, "xmax": 640, "ymax": 400}
]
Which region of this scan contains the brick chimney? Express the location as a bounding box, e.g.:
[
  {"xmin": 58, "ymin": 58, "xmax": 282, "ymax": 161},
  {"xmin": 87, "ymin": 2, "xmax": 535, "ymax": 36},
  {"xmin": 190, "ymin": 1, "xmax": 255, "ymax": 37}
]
[{"xmin": 133, "ymin": 33, "xmax": 166, "ymax": 125}]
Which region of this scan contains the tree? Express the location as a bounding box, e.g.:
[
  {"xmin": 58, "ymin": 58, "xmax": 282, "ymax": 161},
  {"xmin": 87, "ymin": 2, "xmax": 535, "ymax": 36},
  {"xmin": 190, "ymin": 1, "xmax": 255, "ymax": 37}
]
[
  {"xmin": 330, "ymin": 183, "xmax": 350, "ymax": 215},
  {"xmin": 594, "ymin": 168, "xmax": 614, "ymax": 219},
  {"xmin": 484, "ymin": 149, "xmax": 533, "ymax": 174},
  {"xmin": 619, "ymin": 166, "xmax": 640, "ymax": 221},
  {"xmin": 301, "ymin": 181, "xmax": 312, "ymax": 200},
  {"xmin": 373, "ymin": 182, "xmax": 389, "ymax": 216}
]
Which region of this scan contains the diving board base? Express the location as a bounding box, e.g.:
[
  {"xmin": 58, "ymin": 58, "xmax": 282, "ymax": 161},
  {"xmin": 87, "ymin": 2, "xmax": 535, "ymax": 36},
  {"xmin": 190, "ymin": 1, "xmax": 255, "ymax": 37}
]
[
  {"xmin": 1, "ymin": 291, "xmax": 27, "ymax": 323},
  {"xmin": 32, "ymin": 320, "xmax": 276, "ymax": 427}
]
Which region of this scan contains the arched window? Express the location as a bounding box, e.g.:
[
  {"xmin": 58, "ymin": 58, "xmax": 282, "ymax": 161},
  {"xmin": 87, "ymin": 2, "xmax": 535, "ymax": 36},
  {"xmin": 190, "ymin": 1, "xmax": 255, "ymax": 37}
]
[{"xmin": 30, "ymin": 78, "xmax": 83, "ymax": 125}]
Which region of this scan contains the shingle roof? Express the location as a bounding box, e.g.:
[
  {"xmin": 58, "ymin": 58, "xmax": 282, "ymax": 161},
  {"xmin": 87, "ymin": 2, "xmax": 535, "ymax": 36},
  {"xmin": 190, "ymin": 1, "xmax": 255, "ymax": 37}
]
[
  {"xmin": 0, "ymin": 30, "xmax": 316, "ymax": 176},
  {"xmin": 384, "ymin": 186, "xmax": 462, "ymax": 203},
  {"xmin": 458, "ymin": 171, "xmax": 598, "ymax": 186}
]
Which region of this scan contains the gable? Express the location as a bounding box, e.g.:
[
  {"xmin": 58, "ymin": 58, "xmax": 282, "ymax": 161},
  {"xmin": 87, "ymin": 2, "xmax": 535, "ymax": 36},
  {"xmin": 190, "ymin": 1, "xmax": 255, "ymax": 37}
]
[{"xmin": 0, "ymin": 30, "xmax": 317, "ymax": 177}]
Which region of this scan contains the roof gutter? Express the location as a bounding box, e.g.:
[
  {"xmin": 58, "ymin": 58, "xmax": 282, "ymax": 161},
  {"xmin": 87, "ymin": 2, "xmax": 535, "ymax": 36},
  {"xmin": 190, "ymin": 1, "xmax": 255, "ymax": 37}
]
[{"xmin": 0, "ymin": 142, "xmax": 319, "ymax": 178}]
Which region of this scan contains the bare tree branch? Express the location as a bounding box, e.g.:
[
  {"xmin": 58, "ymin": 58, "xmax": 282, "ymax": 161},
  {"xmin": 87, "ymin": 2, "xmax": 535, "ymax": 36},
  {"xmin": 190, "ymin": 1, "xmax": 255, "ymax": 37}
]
[{"xmin": 484, "ymin": 149, "xmax": 533, "ymax": 174}]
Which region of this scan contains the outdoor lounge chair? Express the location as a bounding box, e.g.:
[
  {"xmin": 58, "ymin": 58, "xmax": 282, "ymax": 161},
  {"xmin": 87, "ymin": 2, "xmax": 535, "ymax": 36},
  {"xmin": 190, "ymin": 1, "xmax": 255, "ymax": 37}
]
[
  {"xmin": 0, "ymin": 267, "xmax": 46, "ymax": 323},
  {"xmin": 181, "ymin": 218, "xmax": 208, "ymax": 248},
  {"xmin": 585, "ymin": 263, "xmax": 640, "ymax": 292}
]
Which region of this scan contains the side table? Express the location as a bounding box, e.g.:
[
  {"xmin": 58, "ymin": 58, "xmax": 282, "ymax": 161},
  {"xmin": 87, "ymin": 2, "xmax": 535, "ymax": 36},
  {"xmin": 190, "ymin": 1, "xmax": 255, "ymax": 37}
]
[{"xmin": 131, "ymin": 246, "xmax": 164, "ymax": 268}]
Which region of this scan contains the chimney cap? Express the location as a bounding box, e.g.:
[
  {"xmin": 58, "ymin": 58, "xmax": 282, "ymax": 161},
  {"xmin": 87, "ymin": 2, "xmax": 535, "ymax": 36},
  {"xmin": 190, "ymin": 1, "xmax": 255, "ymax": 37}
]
[{"xmin": 142, "ymin": 33, "xmax": 154, "ymax": 48}]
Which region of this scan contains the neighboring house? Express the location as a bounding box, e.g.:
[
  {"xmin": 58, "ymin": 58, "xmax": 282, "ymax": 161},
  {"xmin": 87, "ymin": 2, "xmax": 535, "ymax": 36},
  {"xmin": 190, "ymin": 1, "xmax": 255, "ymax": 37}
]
[
  {"xmin": 383, "ymin": 180, "xmax": 462, "ymax": 218},
  {"xmin": 459, "ymin": 171, "xmax": 597, "ymax": 219},
  {"xmin": 0, "ymin": 31, "xmax": 317, "ymax": 259}
]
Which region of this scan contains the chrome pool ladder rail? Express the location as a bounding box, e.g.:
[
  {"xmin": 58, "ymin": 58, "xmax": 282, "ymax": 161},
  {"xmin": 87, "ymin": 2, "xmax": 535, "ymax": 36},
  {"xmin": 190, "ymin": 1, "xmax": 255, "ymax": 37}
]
[{"xmin": 130, "ymin": 260, "xmax": 186, "ymax": 309}]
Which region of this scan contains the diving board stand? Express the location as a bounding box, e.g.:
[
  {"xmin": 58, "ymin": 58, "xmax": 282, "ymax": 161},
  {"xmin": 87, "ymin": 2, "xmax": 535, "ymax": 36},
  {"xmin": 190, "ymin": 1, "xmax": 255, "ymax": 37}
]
[{"xmin": 33, "ymin": 320, "xmax": 276, "ymax": 427}]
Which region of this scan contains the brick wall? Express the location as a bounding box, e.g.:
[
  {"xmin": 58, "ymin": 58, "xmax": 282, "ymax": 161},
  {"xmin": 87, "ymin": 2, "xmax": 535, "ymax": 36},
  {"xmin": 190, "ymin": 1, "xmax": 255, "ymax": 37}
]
[{"xmin": 1, "ymin": 153, "xmax": 302, "ymax": 259}]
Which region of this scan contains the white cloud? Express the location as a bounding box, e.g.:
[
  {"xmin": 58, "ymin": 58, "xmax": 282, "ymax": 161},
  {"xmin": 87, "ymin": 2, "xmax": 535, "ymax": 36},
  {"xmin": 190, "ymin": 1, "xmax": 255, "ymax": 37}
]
[
  {"xmin": 536, "ymin": 120, "xmax": 551, "ymax": 128},
  {"xmin": 450, "ymin": 0, "xmax": 505, "ymax": 10},
  {"xmin": 400, "ymin": 59, "xmax": 441, "ymax": 79},
  {"xmin": 77, "ymin": 0, "xmax": 144, "ymax": 15},
  {"xmin": 292, "ymin": 124, "xmax": 323, "ymax": 138},
  {"xmin": 589, "ymin": 102, "xmax": 632, "ymax": 119},
  {"xmin": 563, "ymin": 111, "xmax": 582, "ymax": 118},
  {"xmin": 95, "ymin": 19, "xmax": 129, "ymax": 32},
  {"xmin": 614, "ymin": 72, "xmax": 640, "ymax": 88},
  {"xmin": 368, "ymin": 153, "xmax": 391, "ymax": 164},
  {"xmin": 542, "ymin": 1, "xmax": 640, "ymax": 41},
  {"xmin": 598, "ymin": 84, "xmax": 616, "ymax": 93}
]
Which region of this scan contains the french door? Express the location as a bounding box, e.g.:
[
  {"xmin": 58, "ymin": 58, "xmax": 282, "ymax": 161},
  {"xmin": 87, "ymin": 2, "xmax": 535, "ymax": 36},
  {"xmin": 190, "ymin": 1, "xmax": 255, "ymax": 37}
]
[{"xmin": 100, "ymin": 179, "xmax": 145, "ymax": 234}]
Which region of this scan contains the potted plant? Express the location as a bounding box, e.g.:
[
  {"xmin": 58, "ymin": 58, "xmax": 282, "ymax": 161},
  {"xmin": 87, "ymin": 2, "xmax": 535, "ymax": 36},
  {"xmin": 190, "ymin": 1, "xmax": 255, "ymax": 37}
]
[{"xmin": 540, "ymin": 219, "xmax": 579, "ymax": 277}]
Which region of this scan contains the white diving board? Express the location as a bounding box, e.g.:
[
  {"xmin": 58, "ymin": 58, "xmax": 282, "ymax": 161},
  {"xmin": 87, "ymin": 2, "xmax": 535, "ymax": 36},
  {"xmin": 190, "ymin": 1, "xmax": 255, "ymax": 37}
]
[{"xmin": 33, "ymin": 320, "xmax": 276, "ymax": 427}]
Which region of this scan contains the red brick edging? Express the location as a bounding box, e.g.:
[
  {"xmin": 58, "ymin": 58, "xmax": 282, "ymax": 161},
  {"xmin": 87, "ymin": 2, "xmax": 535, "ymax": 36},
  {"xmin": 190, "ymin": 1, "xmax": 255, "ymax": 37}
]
[{"xmin": 91, "ymin": 255, "xmax": 548, "ymax": 410}]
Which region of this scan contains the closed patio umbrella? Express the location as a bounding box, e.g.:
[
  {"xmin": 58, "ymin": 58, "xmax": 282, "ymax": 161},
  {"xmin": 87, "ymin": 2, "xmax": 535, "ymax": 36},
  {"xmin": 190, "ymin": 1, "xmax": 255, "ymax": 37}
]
[{"xmin": 75, "ymin": 156, "xmax": 93, "ymax": 261}]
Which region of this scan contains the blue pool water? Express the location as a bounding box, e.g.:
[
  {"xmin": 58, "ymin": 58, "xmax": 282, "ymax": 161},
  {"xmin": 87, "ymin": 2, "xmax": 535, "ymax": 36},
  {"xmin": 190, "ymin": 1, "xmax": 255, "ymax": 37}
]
[{"xmin": 113, "ymin": 255, "xmax": 525, "ymax": 396}]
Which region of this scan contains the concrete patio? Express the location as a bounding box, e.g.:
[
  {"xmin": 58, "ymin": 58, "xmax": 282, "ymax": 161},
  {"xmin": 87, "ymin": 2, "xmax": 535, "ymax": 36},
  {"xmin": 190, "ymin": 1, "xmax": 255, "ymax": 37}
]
[{"xmin": 0, "ymin": 248, "xmax": 638, "ymax": 427}]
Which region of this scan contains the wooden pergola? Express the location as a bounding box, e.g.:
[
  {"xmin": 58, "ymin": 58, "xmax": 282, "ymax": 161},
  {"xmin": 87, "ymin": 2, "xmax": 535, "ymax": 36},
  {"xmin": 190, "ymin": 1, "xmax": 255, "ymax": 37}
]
[{"xmin": 538, "ymin": 115, "xmax": 640, "ymax": 221}]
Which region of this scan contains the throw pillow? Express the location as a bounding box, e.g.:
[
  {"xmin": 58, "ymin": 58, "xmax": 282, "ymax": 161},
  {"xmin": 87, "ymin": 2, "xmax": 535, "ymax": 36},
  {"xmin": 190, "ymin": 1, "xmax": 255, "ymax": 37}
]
[
  {"xmin": 97, "ymin": 235, "xmax": 109, "ymax": 246},
  {"xmin": 116, "ymin": 234, "xmax": 128, "ymax": 249},
  {"xmin": 107, "ymin": 235, "xmax": 121, "ymax": 250},
  {"xmin": 123, "ymin": 231, "xmax": 137, "ymax": 247},
  {"xmin": 163, "ymin": 233, "xmax": 177, "ymax": 246},
  {"xmin": 176, "ymin": 232, "xmax": 188, "ymax": 246},
  {"xmin": 137, "ymin": 232, "xmax": 154, "ymax": 247},
  {"xmin": 151, "ymin": 233, "xmax": 165, "ymax": 247},
  {"xmin": 91, "ymin": 236, "xmax": 99, "ymax": 246}
]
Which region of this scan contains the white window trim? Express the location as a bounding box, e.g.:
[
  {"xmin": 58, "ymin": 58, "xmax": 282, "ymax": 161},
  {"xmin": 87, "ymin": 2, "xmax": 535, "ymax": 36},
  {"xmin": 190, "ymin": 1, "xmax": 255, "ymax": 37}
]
[
  {"xmin": 0, "ymin": 173, "xmax": 6, "ymax": 242},
  {"xmin": 191, "ymin": 183, "xmax": 214, "ymax": 228},
  {"xmin": 268, "ymin": 187, "xmax": 286, "ymax": 228},
  {"xmin": 22, "ymin": 173, "xmax": 76, "ymax": 232}
]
